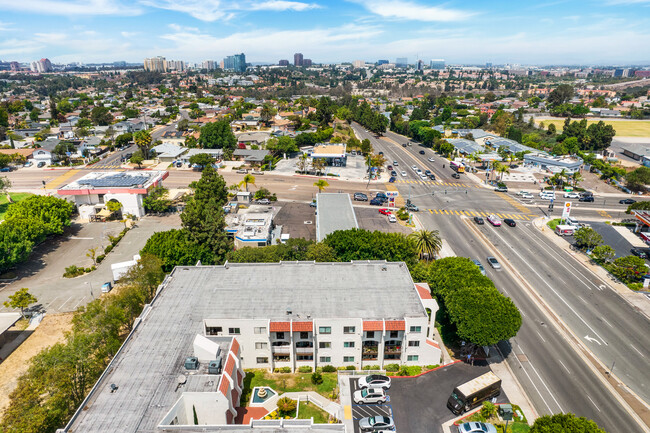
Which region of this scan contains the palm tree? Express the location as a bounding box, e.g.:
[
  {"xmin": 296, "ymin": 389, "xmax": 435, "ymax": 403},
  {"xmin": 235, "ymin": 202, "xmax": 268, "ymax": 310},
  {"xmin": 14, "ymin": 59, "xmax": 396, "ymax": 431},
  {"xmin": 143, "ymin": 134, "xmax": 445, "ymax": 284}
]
[
  {"xmin": 134, "ymin": 130, "xmax": 152, "ymax": 159},
  {"xmin": 314, "ymin": 179, "xmax": 329, "ymax": 193},
  {"xmin": 498, "ymin": 164, "xmax": 510, "ymax": 181},
  {"xmin": 558, "ymin": 168, "xmax": 567, "ymax": 187},
  {"xmin": 312, "ymin": 157, "xmax": 325, "ymax": 175},
  {"xmin": 571, "ymin": 171, "xmax": 583, "ymax": 187},
  {"xmin": 409, "ymin": 230, "xmax": 442, "ymax": 261},
  {"xmin": 239, "ymin": 174, "xmax": 256, "ymax": 192},
  {"xmin": 491, "ymin": 161, "xmax": 502, "ymax": 181},
  {"xmin": 297, "ymin": 153, "xmax": 310, "ymax": 173}
]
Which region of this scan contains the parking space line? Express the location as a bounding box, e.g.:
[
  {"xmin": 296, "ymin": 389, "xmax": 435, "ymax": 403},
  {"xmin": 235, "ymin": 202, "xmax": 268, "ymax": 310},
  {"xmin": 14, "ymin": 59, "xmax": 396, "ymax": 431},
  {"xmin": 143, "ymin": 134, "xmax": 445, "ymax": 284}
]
[{"xmin": 56, "ymin": 295, "xmax": 75, "ymax": 311}]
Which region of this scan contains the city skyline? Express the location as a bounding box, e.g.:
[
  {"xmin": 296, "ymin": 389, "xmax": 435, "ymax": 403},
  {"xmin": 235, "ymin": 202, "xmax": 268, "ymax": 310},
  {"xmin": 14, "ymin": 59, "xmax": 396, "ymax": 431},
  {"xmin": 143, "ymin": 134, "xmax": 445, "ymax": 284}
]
[{"xmin": 0, "ymin": 0, "xmax": 649, "ymax": 65}]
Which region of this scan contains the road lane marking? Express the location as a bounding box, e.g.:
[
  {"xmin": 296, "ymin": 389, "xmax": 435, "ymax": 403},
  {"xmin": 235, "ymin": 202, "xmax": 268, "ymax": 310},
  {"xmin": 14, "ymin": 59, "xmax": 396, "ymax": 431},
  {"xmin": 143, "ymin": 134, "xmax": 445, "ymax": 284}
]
[
  {"xmin": 584, "ymin": 335, "xmax": 602, "ymax": 345},
  {"xmin": 45, "ymin": 296, "xmax": 60, "ymax": 310},
  {"xmin": 73, "ymin": 296, "xmax": 87, "ymax": 310},
  {"xmin": 558, "ymin": 359, "xmax": 571, "ymax": 374},
  {"xmin": 587, "ymin": 395, "xmax": 601, "ymax": 412},
  {"xmin": 600, "ymin": 317, "xmax": 613, "ymax": 328},
  {"xmin": 536, "ymin": 331, "xmax": 547, "ymax": 343},
  {"xmin": 630, "ymin": 344, "xmax": 645, "ymax": 358},
  {"xmin": 510, "ymin": 343, "xmax": 558, "ymax": 414}
]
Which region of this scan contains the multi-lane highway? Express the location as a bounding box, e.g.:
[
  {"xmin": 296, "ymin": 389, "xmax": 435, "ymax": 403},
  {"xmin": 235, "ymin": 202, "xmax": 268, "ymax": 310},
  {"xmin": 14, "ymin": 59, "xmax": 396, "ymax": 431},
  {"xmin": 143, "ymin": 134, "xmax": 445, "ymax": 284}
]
[{"xmin": 351, "ymin": 123, "xmax": 650, "ymax": 433}]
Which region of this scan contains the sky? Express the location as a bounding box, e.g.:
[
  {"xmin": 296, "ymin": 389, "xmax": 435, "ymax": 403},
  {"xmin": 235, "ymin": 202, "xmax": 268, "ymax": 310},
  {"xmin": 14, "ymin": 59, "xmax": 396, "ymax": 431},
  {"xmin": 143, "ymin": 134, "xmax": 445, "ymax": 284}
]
[{"xmin": 0, "ymin": 0, "xmax": 649, "ymax": 65}]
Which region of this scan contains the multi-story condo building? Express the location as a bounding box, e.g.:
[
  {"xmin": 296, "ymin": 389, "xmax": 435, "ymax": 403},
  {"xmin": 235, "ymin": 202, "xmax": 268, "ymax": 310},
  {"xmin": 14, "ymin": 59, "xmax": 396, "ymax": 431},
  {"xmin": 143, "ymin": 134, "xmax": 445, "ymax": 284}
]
[
  {"xmin": 223, "ymin": 53, "xmax": 246, "ymax": 73},
  {"xmin": 294, "ymin": 52, "xmax": 304, "ymax": 66},
  {"xmin": 143, "ymin": 56, "xmax": 166, "ymax": 72}
]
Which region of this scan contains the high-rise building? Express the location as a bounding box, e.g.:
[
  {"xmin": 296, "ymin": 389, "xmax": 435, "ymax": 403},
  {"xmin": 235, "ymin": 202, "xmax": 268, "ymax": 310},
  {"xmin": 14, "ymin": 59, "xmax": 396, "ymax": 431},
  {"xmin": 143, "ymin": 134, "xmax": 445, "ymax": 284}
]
[
  {"xmin": 429, "ymin": 59, "xmax": 445, "ymax": 70},
  {"xmin": 278, "ymin": 59, "xmax": 289, "ymax": 66},
  {"xmin": 10, "ymin": 61, "xmax": 20, "ymax": 72},
  {"xmin": 30, "ymin": 58, "xmax": 52, "ymax": 73},
  {"xmin": 294, "ymin": 52, "xmax": 303, "ymax": 67},
  {"xmin": 223, "ymin": 53, "xmax": 246, "ymax": 73},
  {"xmin": 352, "ymin": 60, "xmax": 364, "ymax": 68},
  {"xmin": 417, "ymin": 60, "xmax": 424, "ymax": 71},
  {"xmin": 144, "ymin": 56, "xmax": 167, "ymax": 72},
  {"xmin": 166, "ymin": 60, "xmax": 185, "ymax": 72},
  {"xmin": 396, "ymin": 57, "xmax": 408, "ymax": 68},
  {"xmin": 303, "ymin": 58, "xmax": 312, "ymax": 67},
  {"xmin": 377, "ymin": 59, "xmax": 389, "ymax": 65},
  {"xmin": 203, "ymin": 60, "xmax": 216, "ymax": 71},
  {"xmin": 486, "ymin": 62, "xmax": 493, "ymax": 68}
]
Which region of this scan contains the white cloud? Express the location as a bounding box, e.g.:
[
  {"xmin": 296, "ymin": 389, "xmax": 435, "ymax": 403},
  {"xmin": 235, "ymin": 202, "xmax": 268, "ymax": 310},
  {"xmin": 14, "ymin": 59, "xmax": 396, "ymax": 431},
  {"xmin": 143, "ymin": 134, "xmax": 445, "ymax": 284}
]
[
  {"xmin": 353, "ymin": 0, "xmax": 476, "ymax": 22},
  {"xmin": 0, "ymin": 38, "xmax": 44, "ymax": 56},
  {"xmin": 140, "ymin": 0, "xmax": 319, "ymax": 21},
  {"xmin": 121, "ymin": 31, "xmax": 140, "ymax": 38},
  {"xmin": 0, "ymin": 0, "xmax": 142, "ymax": 16},
  {"xmin": 249, "ymin": 1, "xmax": 321, "ymax": 11},
  {"xmin": 0, "ymin": 21, "xmax": 14, "ymax": 31}
]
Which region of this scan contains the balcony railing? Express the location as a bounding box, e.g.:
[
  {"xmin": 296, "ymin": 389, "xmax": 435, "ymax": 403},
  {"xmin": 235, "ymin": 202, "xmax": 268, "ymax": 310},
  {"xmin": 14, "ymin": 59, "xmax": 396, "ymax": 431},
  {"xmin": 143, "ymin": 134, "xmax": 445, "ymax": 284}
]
[
  {"xmin": 296, "ymin": 347, "xmax": 313, "ymax": 354},
  {"xmin": 272, "ymin": 345, "xmax": 291, "ymax": 354}
]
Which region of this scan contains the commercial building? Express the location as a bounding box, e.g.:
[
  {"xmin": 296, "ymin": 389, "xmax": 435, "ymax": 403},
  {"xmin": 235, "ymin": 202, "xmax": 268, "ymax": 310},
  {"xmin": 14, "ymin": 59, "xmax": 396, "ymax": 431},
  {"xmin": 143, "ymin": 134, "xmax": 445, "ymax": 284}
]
[
  {"xmin": 143, "ymin": 56, "xmax": 166, "ymax": 72},
  {"xmin": 166, "ymin": 59, "xmax": 185, "ymax": 72},
  {"xmin": 226, "ymin": 206, "xmax": 279, "ymax": 249},
  {"xmin": 377, "ymin": 59, "xmax": 389, "ymax": 65},
  {"xmin": 278, "ymin": 59, "xmax": 290, "ymax": 66},
  {"xmin": 523, "ymin": 153, "xmax": 583, "ymax": 174},
  {"xmin": 430, "ymin": 59, "xmax": 445, "ymax": 70},
  {"xmin": 223, "ymin": 53, "xmax": 246, "ymax": 73},
  {"xmin": 309, "ymin": 142, "xmax": 347, "ymax": 167},
  {"xmin": 315, "ymin": 193, "xmax": 358, "ymax": 242},
  {"xmin": 303, "ymin": 58, "xmax": 312, "ymax": 67},
  {"xmin": 203, "ymin": 60, "xmax": 216, "ymax": 70},
  {"xmin": 352, "ymin": 60, "xmax": 365, "ymax": 68},
  {"xmin": 294, "ymin": 52, "xmax": 304, "ymax": 66},
  {"xmin": 58, "ymin": 171, "xmax": 169, "ymax": 219},
  {"xmin": 396, "ymin": 57, "xmax": 408, "ymax": 68}
]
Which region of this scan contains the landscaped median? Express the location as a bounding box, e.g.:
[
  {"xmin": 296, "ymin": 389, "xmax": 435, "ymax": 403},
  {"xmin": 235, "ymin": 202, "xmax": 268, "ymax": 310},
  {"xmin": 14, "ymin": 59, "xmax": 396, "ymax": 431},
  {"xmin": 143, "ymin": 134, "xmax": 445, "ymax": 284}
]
[{"xmin": 454, "ymin": 401, "xmax": 530, "ymax": 433}]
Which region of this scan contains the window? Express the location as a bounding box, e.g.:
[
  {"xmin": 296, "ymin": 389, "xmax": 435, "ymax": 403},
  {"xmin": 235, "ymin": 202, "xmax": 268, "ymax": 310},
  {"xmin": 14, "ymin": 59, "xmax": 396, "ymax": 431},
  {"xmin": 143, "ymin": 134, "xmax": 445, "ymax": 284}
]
[
  {"xmin": 255, "ymin": 342, "xmax": 268, "ymax": 350},
  {"xmin": 344, "ymin": 356, "xmax": 355, "ymax": 362},
  {"xmin": 407, "ymin": 355, "xmax": 419, "ymax": 361},
  {"xmin": 254, "ymin": 327, "xmax": 267, "ymax": 334},
  {"xmin": 299, "ymin": 332, "xmax": 309, "ymax": 339},
  {"xmin": 344, "ymin": 326, "xmax": 356, "ymax": 334},
  {"xmin": 318, "ymin": 326, "xmax": 331, "ymax": 334},
  {"xmin": 365, "ymin": 331, "xmax": 375, "ymax": 339},
  {"xmin": 256, "ymin": 357, "xmax": 268, "ymax": 364},
  {"xmin": 228, "ymin": 328, "xmax": 240, "ymax": 335},
  {"xmin": 408, "ymin": 341, "xmax": 420, "ymax": 347},
  {"xmin": 319, "ymin": 342, "xmax": 331, "ymax": 349},
  {"xmin": 275, "ymin": 332, "xmax": 285, "ymax": 340},
  {"xmin": 319, "ymin": 356, "xmax": 331, "ymax": 363},
  {"xmin": 297, "ymin": 354, "xmax": 313, "ymax": 361},
  {"xmin": 344, "ymin": 341, "xmax": 355, "ymax": 348},
  {"xmin": 390, "ymin": 331, "xmax": 399, "ymax": 338},
  {"xmin": 409, "ymin": 326, "xmax": 422, "ymax": 333},
  {"xmin": 206, "ymin": 326, "xmax": 222, "ymax": 335}
]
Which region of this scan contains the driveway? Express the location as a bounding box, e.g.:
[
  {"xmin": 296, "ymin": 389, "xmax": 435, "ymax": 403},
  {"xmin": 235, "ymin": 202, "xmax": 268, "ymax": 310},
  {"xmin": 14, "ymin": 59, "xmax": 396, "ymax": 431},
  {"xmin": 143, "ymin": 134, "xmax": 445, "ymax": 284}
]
[
  {"xmin": 355, "ymin": 207, "xmax": 412, "ymax": 235},
  {"xmin": 0, "ymin": 214, "xmax": 181, "ymax": 313},
  {"xmin": 388, "ymin": 363, "xmax": 509, "ymax": 433},
  {"xmin": 588, "ymin": 221, "xmax": 642, "ymax": 259}
]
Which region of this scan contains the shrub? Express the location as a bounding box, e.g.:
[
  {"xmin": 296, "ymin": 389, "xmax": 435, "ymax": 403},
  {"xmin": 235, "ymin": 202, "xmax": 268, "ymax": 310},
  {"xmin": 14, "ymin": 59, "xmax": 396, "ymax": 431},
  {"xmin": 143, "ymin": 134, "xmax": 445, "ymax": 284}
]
[
  {"xmin": 385, "ymin": 363, "xmax": 400, "ymax": 372},
  {"xmin": 311, "ymin": 371, "xmax": 323, "ymax": 385},
  {"xmin": 425, "ymin": 365, "xmax": 439, "ymax": 370},
  {"xmin": 104, "ymin": 244, "xmax": 113, "ymax": 254},
  {"xmin": 63, "ymin": 265, "xmax": 85, "ymax": 278},
  {"xmin": 480, "ymin": 401, "xmax": 497, "ymax": 419},
  {"xmin": 397, "ymin": 366, "xmax": 409, "ymax": 376},
  {"xmin": 298, "ymin": 366, "xmax": 313, "ymax": 373},
  {"xmin": 345, "ymin": 365, "xmax": 356, "ymax": 370},
  {"xmin": 322, "ymin": 365, "xmax": 336, "ymax": 373},
  {"xmin": 96, "ymin": 254, "xmax": 105, "ymax": 263},
  {"xmin": 362, "ymin": 365, "xmax": 380, "ymax": 370},
  {"xmin": 276, "ymin": 396, "xmax": 297, "ymax": 416}
]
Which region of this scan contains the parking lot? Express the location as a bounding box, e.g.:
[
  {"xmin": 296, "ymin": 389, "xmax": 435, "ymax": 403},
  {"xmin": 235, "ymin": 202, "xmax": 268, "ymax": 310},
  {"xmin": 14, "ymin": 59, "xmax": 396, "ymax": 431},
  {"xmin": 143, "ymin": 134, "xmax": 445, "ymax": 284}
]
[{"xmin": 349, "ymin": 377, "xmax": 395, "ymax": 433}]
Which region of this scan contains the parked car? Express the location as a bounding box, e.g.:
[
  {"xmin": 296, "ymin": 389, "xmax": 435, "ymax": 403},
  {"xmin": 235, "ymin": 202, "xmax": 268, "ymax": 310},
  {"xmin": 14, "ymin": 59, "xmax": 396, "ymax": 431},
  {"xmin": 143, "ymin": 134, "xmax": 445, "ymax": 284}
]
[
  {"xmin": 452, "ymin": 172, "xmax": 461, "ymax": 179},
  {"xmin": 405, "ymin": 202, "xmax": 419, "ymax": 212},
  {"xmin": 101, "ymin": 282, "xmax": 113, "ymax": 293},
  {"xmin": 370, "ymin": 198, "xmax": 383, "ymax": 206},
  {"xmin": 472, "ymin": 259, "xmax": 486, "ymax": 276},
  {"xmin": 474, "ymin": 216, "xmax": 485, "ymax": 225},
  {"xmin": 378, "ymin": 208, "xmax": 391, "ymax": 216},
  {"xmin": 23, "ymin": 161, "xmax": 33, "ymax": 167},
  {"xmin": 564, "ymin": 192, "xmax": 580, "ymax": 199},
  {"xmin": 504, "ymin": 218, "xmax": 516, "ymax": 227},
  {"xmin": 378, "ymin": 151, "xmax": 383, "ymax": 156},
  {"xmin": 419, "ymin": 150, "xmax": 425, "ymax": 155},
  {"xmin": 236, "ymin": 169, "xmax": 248, "ymax": 174},
  {"xmin": 388, "ymin": 176, "xmax": 396, "ymax": 183},
  {"xmin": 387, "ymin": 165, "xmax": 393, "ymax": 171},
  {"xmin": 310, "ymin": 200, "xmax": 317, "ymax": 207},
  {"xmin": 620, "ymin": 198, "xmax": 636, "ymax": 205},
  {"xmin": 358, "ymin": 374, "xmax": 392, "ymax": 390},
  {"xmin": 359, "ymin": 416, "xmax": 395, "ymax": 432},
  {"xmin": 457, "ymin": 422, "xmax": 498, "ymax": 433},
  {"xmin": 353, "ymin": 388, "xmax": 387, "ymax": 405},
  {"xmin": 388, "ymin": 214, "xmax": 397, "ymax": 223},
  {"xmin": 494, "ymin": 186, "xmax": 508, "ymax": 192},
  {"xmin": 428, "ymin": 157, "xmax": 435, "ymax": 162},
  {"xmin": 487, "ymin": 214, "xmax": 501, "ymax": 226},
  {"xmin": 175, "ymin": 161, "xmax": 183, "ymax": 168},
  {"xmin": 375, "ymin": 192, "xmax": 388, "ymax": 200},
  {"xmin": 516, "ymin": 191, "xmax": 527, "ymax": 196},
  {"xmin": 631, "ymin": 248, "xmax": 647, "ymax": 259},
  {"xmin": 401, "ymin": 170, "xmax": 407, "ymax": 177},
  {"xmin": 354, "ymin": 192, "xmax": 368, "ymax": 201},
  {"xmin": 393, "ymin": 161, "xmax": 398, "ymax": 166},
  {"xmin": 0, "ymin": 166, "xmax": 11, "ymax": 172},
  {"xmin": 487, "ymin": 256, "xmax": 501, "ymax": 269},
  {"xmin": 256, "ymin": 198, "xmax": 271, "ymax": 205},
  {"xmin": 425, "ymin": 170, "xmax": 432, "ymax": 176},
  {"xmin": 579, "ymin": 195, "xmax": 594, "ymax": 202},
  {"xmin": 402, "ymin": 143, "xmax": 407, "ymax": 147}
]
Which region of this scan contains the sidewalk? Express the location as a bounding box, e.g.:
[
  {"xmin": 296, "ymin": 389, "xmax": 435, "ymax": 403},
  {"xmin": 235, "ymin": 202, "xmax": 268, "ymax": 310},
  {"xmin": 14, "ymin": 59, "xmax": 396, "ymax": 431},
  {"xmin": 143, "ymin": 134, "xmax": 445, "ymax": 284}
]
[
  {"xmin": 0, "ymin": 313, "xmax": 43, "ymax": 361},
  {"xmin": 533, "ymin": 217, "xmax": 650, "ymax": 319}
]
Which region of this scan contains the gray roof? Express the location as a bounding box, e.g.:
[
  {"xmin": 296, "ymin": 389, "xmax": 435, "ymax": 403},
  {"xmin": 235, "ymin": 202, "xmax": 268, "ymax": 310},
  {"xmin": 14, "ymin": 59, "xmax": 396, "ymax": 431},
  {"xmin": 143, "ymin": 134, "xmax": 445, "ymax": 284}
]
[
  {"xmin": 316, "ymin": 193, "xmax": 359, "ymax": 242},
  {"xmin": 448, "ymin": 138, "xmax": 483, "ymax": 154},
  {"xmin": 237, "ymin": 131, "xmax": 270, "ymax": 143},
  {"xmin": 619, "ymin": 142, "xmax": 650, "ymax": 158},
  {"xmin": 487, "ymin": 137, "xmax": 539, "ymax": 154},
  {"xmin": 232, "ymin": 148, "xmax": 270, "ymax": 162},
  {"xmin": 64, "ymin": 261, "xmax": 419, "ymax": 433}
]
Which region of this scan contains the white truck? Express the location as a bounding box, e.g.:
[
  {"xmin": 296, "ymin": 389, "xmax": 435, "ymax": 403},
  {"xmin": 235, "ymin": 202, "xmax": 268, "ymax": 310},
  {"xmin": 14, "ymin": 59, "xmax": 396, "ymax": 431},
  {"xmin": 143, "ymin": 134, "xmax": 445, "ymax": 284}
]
[{"xmin": 111, "ymin": 254, "xmax": 141, "ymax": 281}]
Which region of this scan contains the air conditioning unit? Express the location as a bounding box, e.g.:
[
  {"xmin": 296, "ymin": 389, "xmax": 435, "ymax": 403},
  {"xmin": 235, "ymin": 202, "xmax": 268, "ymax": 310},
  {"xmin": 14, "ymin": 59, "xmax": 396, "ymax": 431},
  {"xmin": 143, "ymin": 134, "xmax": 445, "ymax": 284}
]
[
  {"xmin": 184, "ymin": 356, "xmax": 199, "ymax": 370},
  {"xmin": 208, "ymin": 356, "xmax": 223, "ymax": 374}
]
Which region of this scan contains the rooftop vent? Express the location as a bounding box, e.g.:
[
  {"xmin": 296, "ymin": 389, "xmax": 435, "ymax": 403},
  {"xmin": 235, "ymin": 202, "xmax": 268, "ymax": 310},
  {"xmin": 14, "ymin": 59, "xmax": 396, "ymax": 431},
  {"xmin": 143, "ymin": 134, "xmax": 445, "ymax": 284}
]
[
  {"xmin": 184, "ymin": 356, "xmax": 199, "ymax": 370},
  {"xmin": 286, "ymin": 307, "xmax": 292, "ymax": 315},
  {"xmin": 110, "ymin": 383, "xmax": 119, "ymax": 393},
  {"xmin": 381, "ymin": 265, "xmax": 388, "ymax": 271}
]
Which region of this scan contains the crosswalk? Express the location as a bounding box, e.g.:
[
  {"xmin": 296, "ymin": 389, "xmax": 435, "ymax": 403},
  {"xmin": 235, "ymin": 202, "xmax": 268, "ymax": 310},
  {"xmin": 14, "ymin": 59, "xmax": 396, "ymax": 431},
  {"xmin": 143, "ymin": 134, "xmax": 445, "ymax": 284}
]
[
  {"xmin": 425, "ymin": 209, "xmax": 533, "ymax": 220},
  {"xmin": 393, "ymin": 179, "xmax": 481, "ymax": 188},
  {"xmin": 493, "ymin": 191, "xmax": 532, "ymax": 214}
]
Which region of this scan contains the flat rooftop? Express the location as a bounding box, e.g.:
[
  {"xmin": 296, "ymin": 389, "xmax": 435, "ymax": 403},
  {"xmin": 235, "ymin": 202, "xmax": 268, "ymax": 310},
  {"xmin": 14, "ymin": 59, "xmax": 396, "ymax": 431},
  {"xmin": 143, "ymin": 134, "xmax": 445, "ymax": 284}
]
[
  {"xmin": 58, "ymin": 171, "xmax": 167, "ymax": 192},
  {"xmin": 316, "ymin": 193, "xmax": 358, "ymax": 242}
]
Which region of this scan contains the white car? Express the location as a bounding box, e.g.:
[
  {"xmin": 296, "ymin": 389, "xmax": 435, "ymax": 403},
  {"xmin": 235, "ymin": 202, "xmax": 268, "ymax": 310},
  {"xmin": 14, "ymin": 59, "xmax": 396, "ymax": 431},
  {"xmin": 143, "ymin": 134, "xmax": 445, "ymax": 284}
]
[
  {"xmin": 411, "ymin": 165, "xmax": 418, "ymax": 171},
  {"xmin": 401, "ymin": 170, "xmax": 407, "ymax": 177},
  {"xmin": 487, "ymin": 214, "xmax": 501, "ymax": 226},
  {"xmin": 427, "ymin": 157, "xmax": 435, "ymax": 162},
  {"xmin": 564, "ymin": 192, "xmax": 580, "ymax": 199},
  {"xmin": 521, "ymin": 193, "xmax": 534, "ymax": 199},
  {"xmin": 353, "ymin": 388, "xmax": 387, "ymax": 405},
  {"xmin": 388, "ymin": 215, "xmax": 397, "ymax": 223},
  {"xmin": 358, "ymin": 374, "xmax": 392, "ymax": 389},
  {"xmin": 540, "ymin": 194, "xmax": 556, "ymax": 201},
  {"xmin": 458, "ymin": 422, "xmax": 498, "ymax": 433}
]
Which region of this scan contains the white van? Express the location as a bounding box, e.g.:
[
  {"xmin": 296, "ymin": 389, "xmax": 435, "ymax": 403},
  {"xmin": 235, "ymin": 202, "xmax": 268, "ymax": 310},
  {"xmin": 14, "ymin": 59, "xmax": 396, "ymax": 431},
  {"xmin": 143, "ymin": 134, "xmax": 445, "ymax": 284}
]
[
  {"xmin": 566, "ymin": 217, "xmax": 579, "ymax": 227},
  {"xmin": 555, "ymin": 225, "xmax": 575, "ymax": 236}
]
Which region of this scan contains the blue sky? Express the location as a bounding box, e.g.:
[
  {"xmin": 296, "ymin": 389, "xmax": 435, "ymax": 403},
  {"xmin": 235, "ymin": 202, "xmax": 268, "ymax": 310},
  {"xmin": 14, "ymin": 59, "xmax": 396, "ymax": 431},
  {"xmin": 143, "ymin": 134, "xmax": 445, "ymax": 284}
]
[{"xmin": 0, "ymin": 0, "xmax": 649, "ymax": 65}]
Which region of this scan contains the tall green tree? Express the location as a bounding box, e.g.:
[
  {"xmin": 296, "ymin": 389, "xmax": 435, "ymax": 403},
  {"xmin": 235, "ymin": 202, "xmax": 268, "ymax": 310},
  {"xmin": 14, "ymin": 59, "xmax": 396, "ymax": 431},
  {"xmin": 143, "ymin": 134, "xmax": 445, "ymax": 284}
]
[
  {"xmin": 90, "ymin": 106, "xmax": 113, "ymax": 126},
  {"xmin": 626, "ymin": 166, "xmax": 650, "ymax": 191},
  {"xmin": 574, "ymin": 227, "xmax": 603, "ymax": 250},
  {"xmin": 199, "ymin": 120, "xmax": 237, "ymax": 150},
  {"xmin": 133, "ymin": 130, "xmax": 152, "ymax": 158},
  {"xmin": 529, "ymin": 413, "xmax": 606, "ymax": 433},
  {"xmin": 409, "ymin": 230, "xmax": 442, "ymax": 261},
  {"xmin": 3, "ymin": 287, "xmax": 38, "ymax": 318}
]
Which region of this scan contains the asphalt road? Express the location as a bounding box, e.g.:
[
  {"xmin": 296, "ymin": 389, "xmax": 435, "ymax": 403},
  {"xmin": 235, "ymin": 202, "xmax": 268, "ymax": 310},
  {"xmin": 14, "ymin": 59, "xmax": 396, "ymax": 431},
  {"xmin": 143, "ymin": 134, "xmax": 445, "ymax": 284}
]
[{"xmin": 352, "ymin": 125, "xmax": 648, "ymax": 432}]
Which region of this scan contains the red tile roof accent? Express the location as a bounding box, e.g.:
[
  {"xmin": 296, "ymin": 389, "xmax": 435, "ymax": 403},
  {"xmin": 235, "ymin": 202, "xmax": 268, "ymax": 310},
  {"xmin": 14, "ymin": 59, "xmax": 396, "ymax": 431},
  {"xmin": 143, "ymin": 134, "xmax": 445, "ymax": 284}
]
[
  {"xmin": 270, "ymin": 321, "xmax": 291, "ymax": 332},
  {"xmin": 385, "ymin": 320, "xmax": 405, "ymax": 331},
  {"xmin": 426, "ymin": 338, "xmax": 440, "ymax": 349},
  {"xmin": 218, "ymin": 375, "xmax": 230, "ymax": 396},
  {"xmin": 224, "ymin": 354, "xmax": 236, "ymax": 378},
  {"xmin": 292, "ymin": 321, "xmax": 313, "ymax": 332},
  {"xmin": 415, "ymin": 284, "xmax": 432, "ymax": 300},
  {"xmin": 230, "ymin": 337, "xmax": 240, "ymax": 356},
  {"xmin": 363, "ymin": 321, "xmax": 384, "ymax": 331}
]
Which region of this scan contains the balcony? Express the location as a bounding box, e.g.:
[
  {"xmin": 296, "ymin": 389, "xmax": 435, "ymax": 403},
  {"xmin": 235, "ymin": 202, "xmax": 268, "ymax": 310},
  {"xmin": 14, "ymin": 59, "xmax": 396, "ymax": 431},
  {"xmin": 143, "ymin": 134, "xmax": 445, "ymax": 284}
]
[
  {"xmin": 296, "ymin": 347, "xmax": 313, "ymax": 354},
  {"xmin": 272, "ymin": 345, "xmax": 291, "ymax": 354}
]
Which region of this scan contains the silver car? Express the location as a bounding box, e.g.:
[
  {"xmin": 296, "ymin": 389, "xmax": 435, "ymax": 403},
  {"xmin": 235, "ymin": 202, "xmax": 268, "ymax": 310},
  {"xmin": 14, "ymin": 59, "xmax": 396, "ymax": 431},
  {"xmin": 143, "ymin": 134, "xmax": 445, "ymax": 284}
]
[
  {"xmin": 458, "ymin": 422, "xmax": 497, "ymax": 433},
  {"xmin": 487, "ymin": 256, "xmax": 501, "ymax": 269},
  {"xmin": 359, "ymin": 415, "xmax": 395, "ymax": 431}
]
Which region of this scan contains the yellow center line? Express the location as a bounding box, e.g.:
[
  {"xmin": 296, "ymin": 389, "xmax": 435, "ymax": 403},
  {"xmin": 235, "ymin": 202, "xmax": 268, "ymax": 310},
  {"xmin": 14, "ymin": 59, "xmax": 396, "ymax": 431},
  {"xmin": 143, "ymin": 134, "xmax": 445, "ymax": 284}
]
[{"xmin": 45, "ymin": 169, "xmax": 80, "ymax": 189}]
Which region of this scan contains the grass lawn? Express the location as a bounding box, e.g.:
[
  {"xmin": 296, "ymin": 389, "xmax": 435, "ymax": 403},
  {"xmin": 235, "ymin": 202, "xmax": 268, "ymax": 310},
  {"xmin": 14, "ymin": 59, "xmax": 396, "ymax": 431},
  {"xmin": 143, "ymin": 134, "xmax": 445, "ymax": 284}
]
[
  {"xmin": 240, "ymin": 369, "xmax": 338, "ymax": 406},
  {"xmin": 298, "ymin": 401, "xmax": 329, "ymax": 423},
  {"xmin": 537, "ymin": 119, "xmax": 650, "ymax": 137},
  {"xmin": 546, "ymin": 218, "xmax": 561, "ymax": 231},
  {"xmin": 0, "ymin": 193, "xmax": 33, "ymax": 220}
]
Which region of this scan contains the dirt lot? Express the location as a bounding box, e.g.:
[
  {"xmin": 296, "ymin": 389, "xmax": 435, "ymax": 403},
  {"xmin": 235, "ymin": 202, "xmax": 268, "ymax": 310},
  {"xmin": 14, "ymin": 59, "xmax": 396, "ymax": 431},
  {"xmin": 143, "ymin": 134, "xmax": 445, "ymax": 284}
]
[
  {"xmin": 0, "ymin": 313, "xmax": 73, "ymax": 418},
  {"xmin": 537, "ymin": 119, "xmax": 650, "ymax": 137}
]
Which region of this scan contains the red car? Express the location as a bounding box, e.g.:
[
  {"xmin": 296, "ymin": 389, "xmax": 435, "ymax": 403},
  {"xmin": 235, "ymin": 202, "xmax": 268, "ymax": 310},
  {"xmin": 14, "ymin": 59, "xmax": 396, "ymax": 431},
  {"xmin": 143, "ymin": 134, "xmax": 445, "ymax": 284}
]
[{"xmin": 379, "ymin": 208, "xmax": 391, "ymax": 216}]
